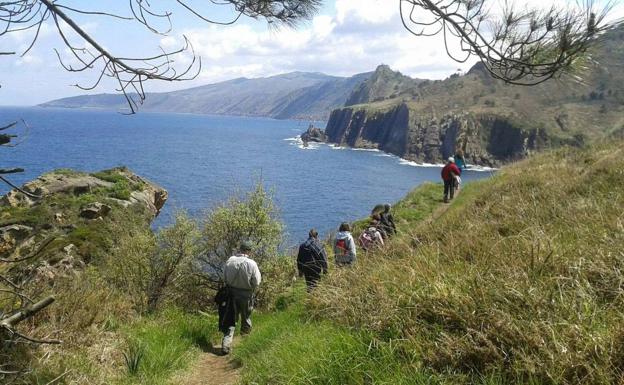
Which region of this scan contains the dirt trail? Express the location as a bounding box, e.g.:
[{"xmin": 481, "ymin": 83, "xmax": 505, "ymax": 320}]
[
  {"xmin": 173, "ymin": 340, "xmax": 241, "ymax": 385},
  {"xmin": 423, "ymin": 188, "xmax": 460, "ymax": 226}
]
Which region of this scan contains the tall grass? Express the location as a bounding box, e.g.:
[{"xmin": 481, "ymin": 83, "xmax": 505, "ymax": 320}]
[
  {"xmin": 235, "ymin": 287, "xmax": 437, "ymax": 385},
  {"xmin": 308, "ymin": 143, "xmax": 624, "ymax": 384},
  {"xmin": 117, "ymin": 308, "xmax": 218, "ymax": 385}
]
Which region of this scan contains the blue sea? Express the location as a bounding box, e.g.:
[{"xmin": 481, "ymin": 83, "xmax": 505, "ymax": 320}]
[{"xmin": 0, "ymin": 107, "xmax": 493, "ymax": 245}]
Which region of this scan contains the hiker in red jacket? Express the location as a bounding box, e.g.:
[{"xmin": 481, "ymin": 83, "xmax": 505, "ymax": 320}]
[{"xmin": 441, "ymin": 157, "xmax": 461, "ymax": 203}]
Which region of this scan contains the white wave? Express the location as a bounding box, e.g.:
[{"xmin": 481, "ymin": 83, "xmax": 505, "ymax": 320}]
[
  {"xmin": 351, "ymin": 148, "xmax": 381, "ymax": 152},
  {"xmin": 398, "ymin": 159, "xmax": 443, "ymax": 168},
  {"xmin": 283, "ymin": 136, "xmax": 320, "ymax": 150},
  {"xmin": 298, "ymin": 143, "xmax": 319, "ymax": 150},
  {"xmin": 466, "ymin": 165, "xmax": 498, "ymax": 172},
  {"xmin": 397, "ymin": 158, "xmax": 498, "ymax": 171},
  {"xmin": 329, "ymin": 144, "xmax": 347, "ymax": 150}
]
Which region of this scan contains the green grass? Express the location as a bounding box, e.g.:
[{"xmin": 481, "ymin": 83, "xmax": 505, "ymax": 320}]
[
  {"xmin": 352, "ymin": 182, "xmax": 444, "ymax": 234},
  {"xmin": 309, "ymin": 142, "xmax": 624, "ymax": 384},
  {"xmin": 117, "ymin": 308, "xmax": 219, "ymax": 385},
  {"xmin": 234, "ymin": 286, "xmax": 437, "ymax": 385},
  {"xmin": 92, "ymin": 167, "xmax": 145, "ymax": 200}
]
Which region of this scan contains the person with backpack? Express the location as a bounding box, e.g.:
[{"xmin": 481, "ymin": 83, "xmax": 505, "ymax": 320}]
[
  {"xmin": 441, "ymin": 156, "xmax": 461, "ymax": 203},
  {"xmin": 297, "ymin": 229, "xmax": 328, "ymax": 291},
  {"xmin": 358, "ymin": 220, "xmax": 384, "ymax": 251},
  {"xmin": 334, "ymin": 222, "xmax": 357, "ymax": 266},
  {"xmin": 220, "ymin": 241, "xmax": 262, "ymax": 355},
  {"xmin": 379, "ymin": 204, "xmax": 397, "ymax": 237}
]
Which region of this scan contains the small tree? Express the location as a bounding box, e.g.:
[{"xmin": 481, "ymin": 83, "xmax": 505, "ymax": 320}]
[
  {"xmin": 107, "ymin": 212, "xmax": 200, "ymax": 313},
  {"xmin": 198, "ymin": 183, "xmax": 283, "ymax": 285}
]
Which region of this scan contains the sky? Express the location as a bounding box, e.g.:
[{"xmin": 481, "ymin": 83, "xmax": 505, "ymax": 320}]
[{"xmin": 0, "ymin": 0, "xmax": 622, "ymax": 105}]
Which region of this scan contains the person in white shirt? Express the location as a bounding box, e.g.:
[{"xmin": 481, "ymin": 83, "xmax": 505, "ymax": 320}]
[{"xmin": 221, "ymin": 241, "xmax": 262, "ymax": 355}]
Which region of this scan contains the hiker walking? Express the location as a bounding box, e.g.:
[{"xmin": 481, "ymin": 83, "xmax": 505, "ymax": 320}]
[
  {"xmin": 379, "ymin": 204, "xmax": 397, "ymax": 237},
  {"xmin": 220, "ymin": 241, "xmax": 262, "ymax": 355},
  {"xmin": 297, "ymin": 229, "xmax": 328, "ymax": 291},
  {"xmin": 441, "ymin": 156, "xmax": 461, "ymax": 203},
  {"xmin": 334, "ymin": 222, "xmax": 357, "ymax": 266},
  {"xmin": 358, "ymin": 220, "xmax": 384, "ymax": 251}
]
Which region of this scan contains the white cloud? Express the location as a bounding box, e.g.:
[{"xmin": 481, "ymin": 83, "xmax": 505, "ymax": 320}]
[
  {"xmin": 154, "ymin": 1, "xmax": 480, "ymax": 88},
  {"xmin": 15, "ymin": 54, "xmax": 42, "ymax": 67}
]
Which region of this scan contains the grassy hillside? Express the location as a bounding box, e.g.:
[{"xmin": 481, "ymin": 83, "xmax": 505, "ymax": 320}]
[
  {"xmin": 7, "ymin": 141, "xmax": 623, "ymax": 384},
  {"xmin": 302, "ymin": 141, "xmax": 624, "ymax": 384}
]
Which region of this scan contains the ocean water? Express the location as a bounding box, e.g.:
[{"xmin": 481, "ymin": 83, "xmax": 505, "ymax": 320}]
[{"xmin": 0, "ymin": 107, "xmax": 493, "ymax": 245}]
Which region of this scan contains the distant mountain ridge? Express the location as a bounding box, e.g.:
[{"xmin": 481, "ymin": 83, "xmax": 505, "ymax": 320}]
[{"xmin": 40, "ymin": 71, "xmax": 374, "ymax": 120}]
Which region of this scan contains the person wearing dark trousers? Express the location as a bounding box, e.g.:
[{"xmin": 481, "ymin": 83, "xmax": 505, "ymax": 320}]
[
  {"xmin": 441, "ymin": 157, "xmax": 461, "ymax": 203},
  {"xmin": 379, "ymin": 204, "xmax": 397, "ymax": 237},
  {"xmin": 220, "ymin": 241, "xmax": 261, "ymax": 355},
  {"xmin": 297, "ymin": 229, "xmax": 328, "ymax": 291}
]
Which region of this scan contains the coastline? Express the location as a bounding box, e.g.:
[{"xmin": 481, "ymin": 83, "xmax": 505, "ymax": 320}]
[{"xmin": 285, "ymin": 136, "xmax": 499, "ymax": 172}]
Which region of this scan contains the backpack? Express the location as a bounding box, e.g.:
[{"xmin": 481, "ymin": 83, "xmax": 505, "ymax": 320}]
[
  {"xmin": 335, "ymin": 238, "xmax": 350, "ymax": 256},
  {"xmin": 358, "ymin": 231, "xmax": 374, "ymax": 250},
  {"xmin": 301, "ymin": 239, "xmax": 322, "ymax": 263}
]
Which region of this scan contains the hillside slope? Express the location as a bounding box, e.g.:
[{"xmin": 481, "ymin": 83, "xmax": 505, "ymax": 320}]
[
  {"xmin": 301, "ymin": 141, "xmax": 624, "ymax": 384},
  {"xmin": 40, "ymin": 71, "xmax": 373, "ymax": 120},
  {"xmin": 325, "ymin": 28, "xmax": 624, "ymax": 166}
]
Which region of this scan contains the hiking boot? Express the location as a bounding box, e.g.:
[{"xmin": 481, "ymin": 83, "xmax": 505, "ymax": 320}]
[
  {"xmin": 221, "ymin": 345, "xmax": 230, "ymax": 355},
  {"xmin": 443, "ymin": 198, "xmax": 449, "ymax": 203}
]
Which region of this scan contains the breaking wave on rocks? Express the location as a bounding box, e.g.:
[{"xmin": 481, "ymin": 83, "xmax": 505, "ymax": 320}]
[
  {"xmin": 288, "ymin": 137, "xmax": 498, "ymax": 171},
  {"xmin": 283, "ymin": 136, "xmax": 320, "ymax": 150}
]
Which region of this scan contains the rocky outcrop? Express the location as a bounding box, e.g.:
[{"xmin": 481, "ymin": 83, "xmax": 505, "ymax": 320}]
[
  {"xmin": 300, "ymin": 124, "xmax": 328, "ymax": 143},
  {"xmin": 325, "ymin": 105, "xmax": 556, "ymax": 167},
  {"xmin": 0, "ymin": 167, "xmax": 167, "ymax": 283}
]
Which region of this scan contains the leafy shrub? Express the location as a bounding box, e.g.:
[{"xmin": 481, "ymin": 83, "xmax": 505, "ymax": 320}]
[
  {"xmin": 106, "ymin": 212, "xmax": 200, "ymax": 313},
  {"xmin": 197, "ymin": 183, "xmax": 287, "ymax": 308}
]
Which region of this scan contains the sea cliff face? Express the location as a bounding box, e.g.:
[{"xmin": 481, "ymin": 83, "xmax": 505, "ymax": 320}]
[{"xmin": 324, "ymin": 104, "xmax": 561, "ymax": 167}]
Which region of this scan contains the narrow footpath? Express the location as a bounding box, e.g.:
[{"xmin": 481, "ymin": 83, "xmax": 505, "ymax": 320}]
[{"xmin": 173, "ymin": 340, "xmax": 241, "ymax": 385}]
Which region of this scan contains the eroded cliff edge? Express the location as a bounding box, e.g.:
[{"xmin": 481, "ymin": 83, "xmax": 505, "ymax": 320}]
[
  {"xmin": 0, "ymin": 167, "xmax": 167, "ymax": 282},
  {"xmin": 325, "ymin": 104, "xmax": 584, "ymax": 167}
]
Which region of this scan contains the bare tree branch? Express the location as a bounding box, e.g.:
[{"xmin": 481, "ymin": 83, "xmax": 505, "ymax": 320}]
[
  {"xmin": 0, "ymin": 0, "xmax": 321, "ymax": 113},
  {"xmin": 400, "ymin": 0, "xmax": 620, "ymax": 84}
]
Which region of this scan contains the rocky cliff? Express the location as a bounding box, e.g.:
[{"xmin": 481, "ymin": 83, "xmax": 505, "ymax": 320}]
[
  {"xmin": 325, "ymin": 26, "xmax": 624, "ymax": 166},
  {"xmin": 0, "ymin": 167, "xmax": 167, "ymax": 283},
  {"xmin": 325, "ymin": 104, "xmax": 577, "ymax": 167}
]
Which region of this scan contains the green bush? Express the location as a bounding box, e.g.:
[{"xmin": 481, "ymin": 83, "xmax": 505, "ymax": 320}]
[
  {"xmin": 106, "ymin": 212, "xmax": 200, "ymax": 313},
  {"xmin": 198, "ymin": 183, "xmax": 286, "ymax": 308}
]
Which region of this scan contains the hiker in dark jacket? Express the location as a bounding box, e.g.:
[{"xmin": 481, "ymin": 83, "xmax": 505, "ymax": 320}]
[
  {"xmin": 379, "ymin": 204, "xmax": 397, "ymax": 237},
  {"xmin": 297, "ymin": 229, "xmax": 328, "ymax": 291},
  {"xmin": 441, "ymin": 157, "xmax": 461, "ymax": 203}
]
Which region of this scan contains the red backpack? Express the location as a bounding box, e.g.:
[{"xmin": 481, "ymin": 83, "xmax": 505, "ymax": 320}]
[{"xmin": 335, "ymin": 238, "xmax": 350, "ymax": 256}]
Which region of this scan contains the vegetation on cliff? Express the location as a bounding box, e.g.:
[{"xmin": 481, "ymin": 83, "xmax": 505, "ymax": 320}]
[{"xmin": 325, "ymin": 27, "xmax": 624, "ymax": 166}]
